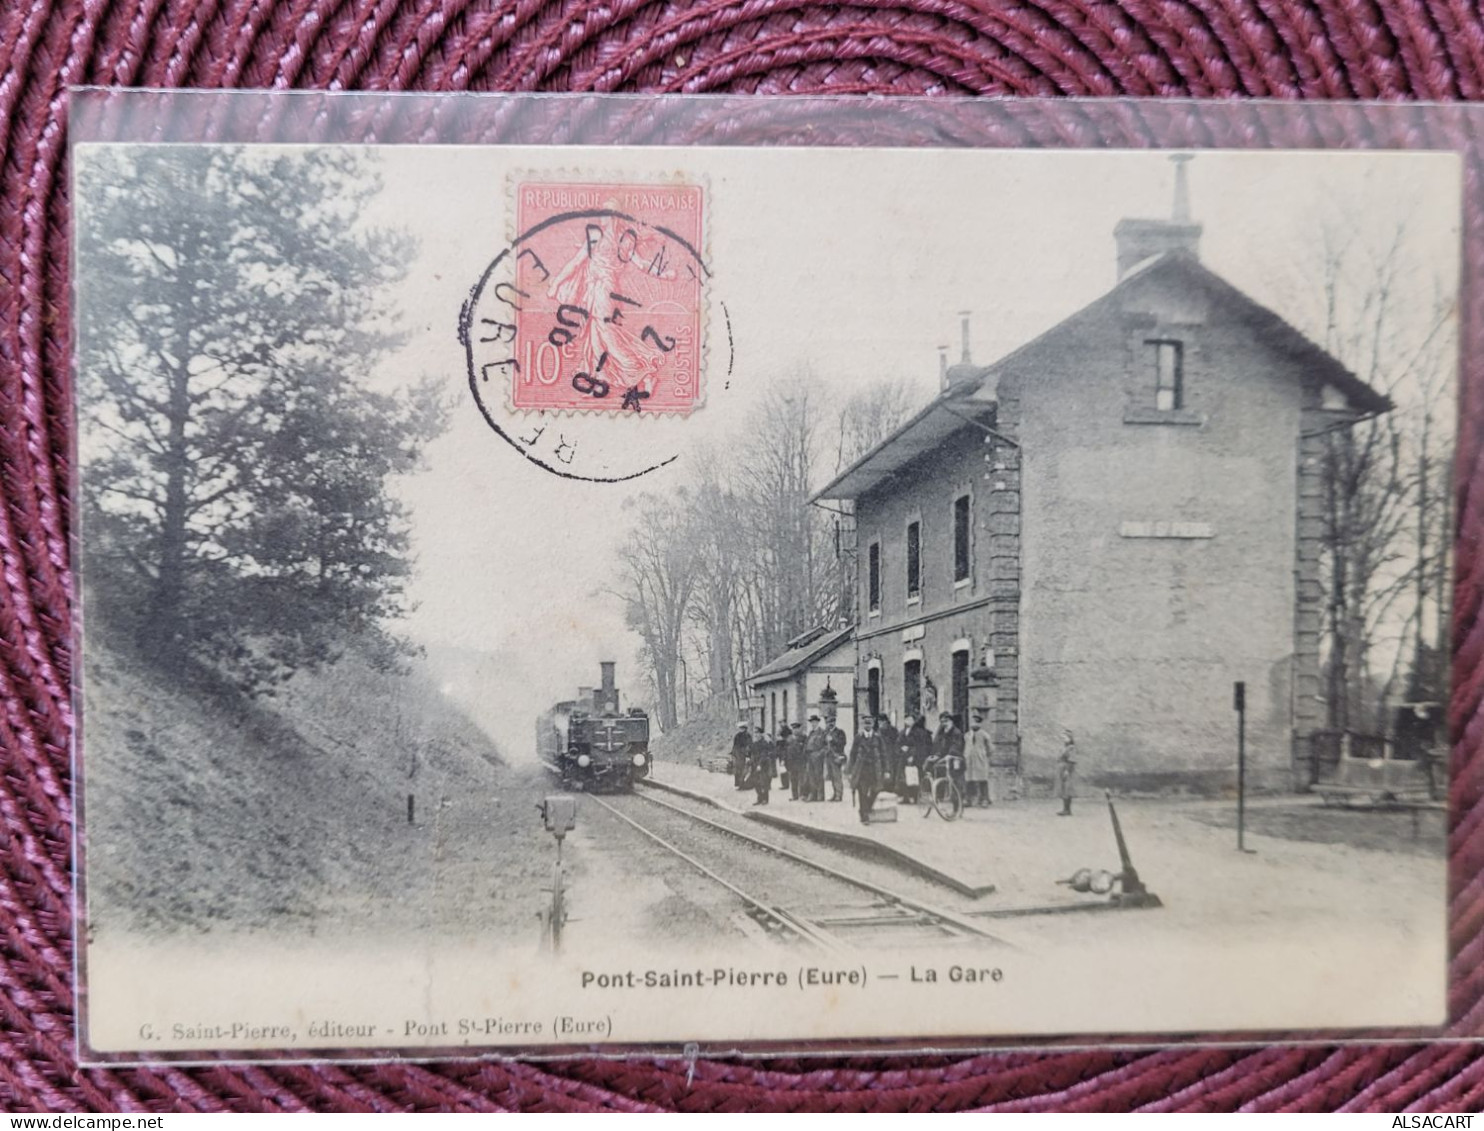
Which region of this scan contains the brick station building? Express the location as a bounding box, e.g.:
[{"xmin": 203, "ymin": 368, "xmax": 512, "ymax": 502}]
[{"xmin": 813, "ymin": 161, "xmax": 1390, "ymax": 792}]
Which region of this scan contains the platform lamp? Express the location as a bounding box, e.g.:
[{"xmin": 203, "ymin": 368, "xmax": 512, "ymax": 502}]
[
  {"xmin": 969, "ymin": 657, "xmax": 999, "ymax": 722},
  {"xmin": 818, "ymin": 679, "xmax": 839, "ymax": 726}
]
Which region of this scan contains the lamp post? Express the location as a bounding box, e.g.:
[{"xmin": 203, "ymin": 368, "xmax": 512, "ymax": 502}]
[
  {"xmin": 818, "ymin": 679, "xmax": 839, "ymax": 726},
  {"xmin": 969, "ymin": 663, "xmax": 999, "ymax": 723}
]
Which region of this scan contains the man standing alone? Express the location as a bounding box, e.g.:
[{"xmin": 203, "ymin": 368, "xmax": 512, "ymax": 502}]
[
  {"xmin": 966, "ymin": 711, "xmax": 992, "ymax": 808},
  {"xmin": 1058, "ymin": 730, "xmax": 1078, "ymax": 816}
]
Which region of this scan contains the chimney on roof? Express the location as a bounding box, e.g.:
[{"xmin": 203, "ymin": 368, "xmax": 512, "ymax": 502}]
[
  {"xmin": 938, "ymin": 345, "xmax": 949, "ymax": 390},
  {"xmin": 1113, "ymin": 153, "xmax": 1202, "ymax": 280},
  {"xmin": 1171, "ymin": 152, "xmax": 1192, "ymax": 222},
  {"xmin": 944, "ymin": 313, "xmax": 981, "ymax": 391}
]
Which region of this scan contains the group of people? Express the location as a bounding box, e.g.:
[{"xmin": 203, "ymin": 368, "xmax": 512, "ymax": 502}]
[
  {"xmin": 730, "ymin": 714, "xmax": 850, "ymax": 808},
  {"xmin": 732, "ymin": 711, "xmax": 1080, "ymax": 820}
]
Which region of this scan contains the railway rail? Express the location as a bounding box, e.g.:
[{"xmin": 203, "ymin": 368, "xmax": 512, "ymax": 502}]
[{"xmin": 585, "ymin": 788, "xmax": 1008, "ymax": 951}]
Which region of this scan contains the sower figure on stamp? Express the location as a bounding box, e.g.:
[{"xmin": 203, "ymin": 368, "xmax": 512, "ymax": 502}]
[
  {"xmin": 848, "ymin": 716, "xmax": 888, "ymax": 825},
  {"xmin": 750, "ymin": 728, "xmax": 776, "ymax": 807},
  {"xmin": 730, "ymin": 722, "xmax": 751, "ymax": 790},
  {"xmin": 803, "ymin": 714, "xmax": 827, "ymax": 802},
  {"xmin": 966, "ymin": 711, "xmax": 993, "ymax": 808},
  {"xmin": 825, "ymin": 714, "xmax": 848, "ymax": 802},
  {"xmin": 1058, "ymin": 730, "xmax": 1078, "ymax": 816}
]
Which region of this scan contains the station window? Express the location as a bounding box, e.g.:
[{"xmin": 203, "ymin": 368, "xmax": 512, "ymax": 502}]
[
  {"xmin": 867, "ymin": 667, "xmax": 881, "ymax": 720},
  {"xmin": 904, "ymin": 659, "xmax": 922, "ymax": 720},
  {"xmin": 1151, "ymin": 340, "xmax": 1184, "ymax": 411},
  {"xmin": 906, "ymin": 520, "xmax": 921, "ymax": 601},
  {"xmin": 951, "ymin": 649, "xmax": 970, "ymax": 726},
  {"xmin": 868, "ymin": 541, "xmax": 881, "ymax": 613},
  {"xmin": 953, "ymin": 495, "xmax": 971, "ymax": 583}
]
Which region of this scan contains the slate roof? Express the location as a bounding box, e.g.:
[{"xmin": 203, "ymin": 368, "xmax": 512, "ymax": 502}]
[{"xmin": 747, "ymin": 625, "xmax": 855, "ymax": 685}]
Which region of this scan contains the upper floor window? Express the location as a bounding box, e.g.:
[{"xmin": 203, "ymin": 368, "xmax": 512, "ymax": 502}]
[
  {"xmin": 1151, "ymin": 340, "xmax": 1184, "ymax": 411},
  {"xmin": 867, "ymin": 541, "xmax": 881, "ymax": 614},
  {"xmin": 906, "ymin": 520, "xmax": 921, "ymax": 601},
  {"xmin": 953, "ymin": 495, "xmax": 971, "ymax": 583}
]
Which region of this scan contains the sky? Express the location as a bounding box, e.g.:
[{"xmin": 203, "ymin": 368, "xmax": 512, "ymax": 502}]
[{"xmin": 347, "ymin": 145, "xmax": 1461, "ymax": 760}]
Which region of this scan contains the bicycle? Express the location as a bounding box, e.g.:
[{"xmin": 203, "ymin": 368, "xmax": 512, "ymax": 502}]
[{"xmin": 919, "ymin": 754, "xmax": 964, "ymax": 821}]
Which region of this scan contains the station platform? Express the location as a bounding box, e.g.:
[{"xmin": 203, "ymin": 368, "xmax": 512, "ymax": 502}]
[{"xmin": 640, "ymin": 760, "xmax": 1164, "ymax": 907}]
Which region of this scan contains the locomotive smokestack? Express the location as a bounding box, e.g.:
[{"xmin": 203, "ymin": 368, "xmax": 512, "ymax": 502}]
[{"xmin": 599, "ymin": 661, "xmax": 619, "ymax": 712}]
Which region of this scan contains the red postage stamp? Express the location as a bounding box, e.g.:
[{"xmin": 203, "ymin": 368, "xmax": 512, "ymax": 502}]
[{"xmin": 507, "ymin": 181, "xmax": 705, "ymax": 415}]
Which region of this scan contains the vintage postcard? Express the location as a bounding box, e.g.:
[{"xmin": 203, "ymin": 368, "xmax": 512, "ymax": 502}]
[{"xmin": 73, "ymin": 141, "xmax": 1460, "ymax": 1058}]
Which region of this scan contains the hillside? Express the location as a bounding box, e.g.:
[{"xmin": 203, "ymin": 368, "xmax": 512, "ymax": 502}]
[
  {"xmin": 649, "ymin": 696, "xmax": 739, "ymax": 768},
  {"xmin": 82, "ymin": 639, "xmax": 506, "ymax": 937}
]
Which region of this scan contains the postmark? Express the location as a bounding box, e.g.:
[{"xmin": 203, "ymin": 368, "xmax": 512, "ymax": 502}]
[{"xmin": 461, "ymin": 179, "xmax": 715, "ymax": 482}]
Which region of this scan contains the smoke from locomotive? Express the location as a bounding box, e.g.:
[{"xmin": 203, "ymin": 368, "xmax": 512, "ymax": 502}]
[{"xmin": 536, "ymin": 662, "xmax": 651, "ymax": 791}]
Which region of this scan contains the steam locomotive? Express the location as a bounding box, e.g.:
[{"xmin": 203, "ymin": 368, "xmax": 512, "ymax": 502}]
[{"xmin": 537, "ymin": 662, "xmax": 651, "ymax": 792}]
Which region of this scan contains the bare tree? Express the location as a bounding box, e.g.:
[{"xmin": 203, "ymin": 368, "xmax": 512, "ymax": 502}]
[
  {"xmin": 684, "ymin": 462, "xmax": 747, "ymax": 707},
  {"xmin": 828, "ymin": 377, "xmax": 920, "ymax": 622},
  {"xmin": 612, "ymin": 491, "xmax": 700, "ymax": 731},
  {"xmin": 731, "ymin": 377, "xmax": 841, "ymax": 665},
  {"xmin": 1277, "ymin": 208, "xmax": 1456, "ymax": 730},
  {"xmin": 614, "ymin": 373, "xmax": 926, "ymax": 728},
  {"xmin": 835, "ymin": 377, "xmax": 916, "ymax": 472}
]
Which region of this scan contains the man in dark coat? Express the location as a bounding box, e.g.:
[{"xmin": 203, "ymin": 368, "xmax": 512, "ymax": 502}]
[
  {"xmin": 933, "ymin": 711, "xmax": 966, "ymax": 793},
  {"xmin": 750, "ymin": 727, "xmax": 776, "ymax": 806},
  {"xmin": 848, "ymin": 716, "xmax": 888, "ymax": 824},
  {"xmin": 803, "ymin": 714, "xmax": 828, "ymax": 802},
  {"xmin": 875, "ymin": 714, "xmax": 899, "ymax": 794},
  {"xmin": 729, "ymin": 722, "xmax": 751, "ymax": 789},
  {"xmin": 781, "ymin": 723, "xmax": 803, "ymax": 800},
  {"xmin": 824, "ymin": 713, "xmax": 849, "ymax": 802},
  {"xmin": 900, "ymin": 714, "xmax": 932, "ymax": 802},
  {"xmin": 771, "ymin": 721, "xmax": 795, "ymax": 795},
  {"xmin": 1058, "ymin": 729, "xmax": 1078, "ymax": 816}
]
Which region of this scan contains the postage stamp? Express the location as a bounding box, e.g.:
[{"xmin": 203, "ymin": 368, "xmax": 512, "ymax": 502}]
[{"xmin": 506, "ymin": 181, "xmax": 705, "ymax": 415}]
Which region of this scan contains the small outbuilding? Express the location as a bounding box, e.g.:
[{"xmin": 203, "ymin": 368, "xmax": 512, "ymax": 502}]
[{"xmin": 745, "ymin": 625, "xmax": 856, "ymax": 738}]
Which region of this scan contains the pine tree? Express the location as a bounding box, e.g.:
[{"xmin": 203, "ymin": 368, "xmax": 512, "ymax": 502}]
[{"xmin": 77, "ymin": 145, "xmax": 444, "ymax": 692}]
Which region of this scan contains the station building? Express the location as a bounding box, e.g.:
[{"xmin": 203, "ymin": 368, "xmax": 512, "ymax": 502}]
[{"xmin": 812, "ymin": 162, "xmax": 1389, "ymax": 791}]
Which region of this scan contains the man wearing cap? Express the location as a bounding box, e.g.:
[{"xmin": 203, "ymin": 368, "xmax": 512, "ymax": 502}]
[
  {"xmin": 824, "ymin": 712, "xmax": 849, "ymax": 802},
  {"xmin": 782, "ymin": 722, "xmax": 803, "ymax": 800},
  {"xmin": 848, "ymin": 715, "xmax": 888, "ymax": 825},
  {"xmin": 933, "ymin": 711, "xmax": 966, "ymax": 796},
  {"xmin": 749, "ymin": 726, "xmax": 776, "ymax": 806},
  {"xmin": 1058, "ymin": 730, "xmax": 1078, "ymax": 816},
  {"xmin": 966, "ymin": 711, "xmax": 993, "ymax": 808},
  {"xmin": 729, "ymin": 721, "xmax": 751, "ymax": 789},
  {"xmin": 803, "ymin": 714, "xmax": 828, "ymax": 802}
]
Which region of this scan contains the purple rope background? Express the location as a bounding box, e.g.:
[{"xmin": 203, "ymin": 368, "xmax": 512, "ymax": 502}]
[{"xmin": 6, "ymin": 1, "xmax": 1484, "ymax": 1114}]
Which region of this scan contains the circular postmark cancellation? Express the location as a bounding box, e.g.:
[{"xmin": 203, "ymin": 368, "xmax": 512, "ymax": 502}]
[{"xmin": 460, "ymin": 180, "xmax": 718, "ymax": 482}]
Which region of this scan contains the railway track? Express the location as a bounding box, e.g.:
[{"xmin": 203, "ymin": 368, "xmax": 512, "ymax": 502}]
[{"xmin": 586, "ymin": 788, "xmax": 1008, "ymax": 951}]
